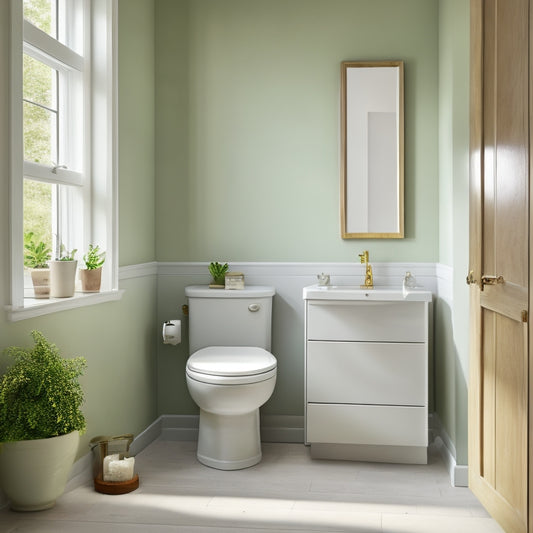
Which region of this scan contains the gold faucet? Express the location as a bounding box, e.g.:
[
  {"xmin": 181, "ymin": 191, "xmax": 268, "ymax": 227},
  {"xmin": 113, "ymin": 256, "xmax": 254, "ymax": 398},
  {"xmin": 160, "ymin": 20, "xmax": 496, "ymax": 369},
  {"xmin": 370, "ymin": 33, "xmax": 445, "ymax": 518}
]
[{"xmin": 359, "ymin": 250, "xmax": 374, "ymax": 289}]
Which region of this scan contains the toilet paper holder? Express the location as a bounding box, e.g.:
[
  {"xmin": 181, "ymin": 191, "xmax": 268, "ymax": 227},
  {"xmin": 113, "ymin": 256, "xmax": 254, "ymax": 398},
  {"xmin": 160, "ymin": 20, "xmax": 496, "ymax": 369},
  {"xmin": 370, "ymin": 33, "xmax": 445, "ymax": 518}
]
[{"xmin": 162, "ymin": 319, "xmax": 181, "ymax": 345}]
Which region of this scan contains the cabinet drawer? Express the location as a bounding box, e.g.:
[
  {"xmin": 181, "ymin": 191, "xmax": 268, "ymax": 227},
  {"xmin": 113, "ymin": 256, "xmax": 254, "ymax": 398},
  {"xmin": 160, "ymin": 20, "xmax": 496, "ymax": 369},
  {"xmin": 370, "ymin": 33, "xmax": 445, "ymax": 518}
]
[
  {"xmin": 307, "ymin": 403, "xmax": 427, "ymax": 446},
  {"xmin": 307, "ymin": 300, "xmax": 426, "ymax": 342},
  {"xmin": 307, "ymin": 341, "xmax": 426, "ymax": 406}
]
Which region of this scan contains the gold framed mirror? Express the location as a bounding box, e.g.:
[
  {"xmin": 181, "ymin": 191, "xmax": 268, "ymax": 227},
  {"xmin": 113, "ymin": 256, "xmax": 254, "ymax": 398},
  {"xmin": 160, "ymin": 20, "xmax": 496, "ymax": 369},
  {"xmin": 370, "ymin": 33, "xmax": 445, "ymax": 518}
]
[{"xmin": 340, "ymin": 60, "xmax": 404, "ymax": 239}]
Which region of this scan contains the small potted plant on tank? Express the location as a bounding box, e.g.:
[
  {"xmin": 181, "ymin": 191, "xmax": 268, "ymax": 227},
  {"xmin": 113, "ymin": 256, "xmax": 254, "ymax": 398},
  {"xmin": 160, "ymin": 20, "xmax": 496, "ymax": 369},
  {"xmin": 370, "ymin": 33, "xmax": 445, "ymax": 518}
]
[
  {"xmin": 79, "ymin": 244, "xmax": 105, "ymax": 292},
  {"xmin": 208, "ymin": 261, "xmax": 229, "ymax": 288}
]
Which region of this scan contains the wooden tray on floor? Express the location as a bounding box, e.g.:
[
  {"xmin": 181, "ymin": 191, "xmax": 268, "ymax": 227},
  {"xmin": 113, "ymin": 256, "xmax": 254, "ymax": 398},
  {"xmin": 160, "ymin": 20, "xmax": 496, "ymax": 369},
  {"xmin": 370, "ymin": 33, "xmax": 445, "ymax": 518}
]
[{"xmin": 94, "ymin": 474, "xmax": 139, "ymax": 495}]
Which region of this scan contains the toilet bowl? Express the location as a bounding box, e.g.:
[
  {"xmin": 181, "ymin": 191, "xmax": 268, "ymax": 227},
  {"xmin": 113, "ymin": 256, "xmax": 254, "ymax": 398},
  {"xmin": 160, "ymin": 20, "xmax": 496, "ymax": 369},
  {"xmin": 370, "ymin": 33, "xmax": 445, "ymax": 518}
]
[
  {"xmin": 184, "ymin": 285, "xmax": 277, "ymax": 471},
  {"xmin": 186, "ymin": 346, "xmax": 277, "ymax": 470}
]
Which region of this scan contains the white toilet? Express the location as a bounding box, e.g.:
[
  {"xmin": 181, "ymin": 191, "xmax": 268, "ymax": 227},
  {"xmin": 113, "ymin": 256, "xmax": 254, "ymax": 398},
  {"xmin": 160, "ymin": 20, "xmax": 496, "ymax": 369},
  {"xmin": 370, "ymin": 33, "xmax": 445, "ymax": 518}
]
[{"xmin": 184, "ymin": 285, "xmax": 277, "ymax": 470}]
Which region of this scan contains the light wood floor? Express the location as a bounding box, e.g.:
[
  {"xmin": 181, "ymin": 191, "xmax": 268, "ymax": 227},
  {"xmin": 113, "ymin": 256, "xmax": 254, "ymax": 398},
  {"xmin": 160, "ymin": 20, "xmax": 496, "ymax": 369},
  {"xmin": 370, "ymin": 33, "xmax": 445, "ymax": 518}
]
[{"xmin": 1, "ymin": 439, "xmax": 503, "ymax": 532}]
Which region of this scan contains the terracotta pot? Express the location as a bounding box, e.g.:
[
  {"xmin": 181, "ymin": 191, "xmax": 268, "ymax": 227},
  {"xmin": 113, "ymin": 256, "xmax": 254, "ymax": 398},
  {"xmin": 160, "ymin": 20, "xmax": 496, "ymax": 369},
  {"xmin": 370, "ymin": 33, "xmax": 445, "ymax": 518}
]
[
  {"xmin": 0, "ymin": 431, "xmax": 79, "ymax": 511},
  {"xmin": 50, "ymin": 260, "xmax": 78, "ymax": 298},
  {"xmin": 30, "ymin": 268, "xmax": 50, "ymax": 298},
  {"xmin": 79, "ymin": 267, "xmax": 102, "ymax": 292}
]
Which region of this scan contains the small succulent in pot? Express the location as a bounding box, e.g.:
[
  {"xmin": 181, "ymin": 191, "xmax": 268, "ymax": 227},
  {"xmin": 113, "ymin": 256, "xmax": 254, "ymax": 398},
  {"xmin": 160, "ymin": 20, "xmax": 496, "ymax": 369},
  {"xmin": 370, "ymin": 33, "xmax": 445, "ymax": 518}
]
[
  {"xmin": 56, "ymin": 244, "xmax": 77, "ymax": 261},
  {"xmin": 24, "ymin": 232, "xmax": 52, "ymax": 298},
  {"xmin": 80, "ymin": 244, "xmax": 105, "ymax": 292},
  {"xmin": 23, "ymin": 232, "xmax": 52, "ymax": 269},
  {"xmin": 208, "ymin": 261, "xmax": 229, "ymax": 286},
  {"xmin": 83, "ymin": 244, "xmax": 106, "ymax": 270}
]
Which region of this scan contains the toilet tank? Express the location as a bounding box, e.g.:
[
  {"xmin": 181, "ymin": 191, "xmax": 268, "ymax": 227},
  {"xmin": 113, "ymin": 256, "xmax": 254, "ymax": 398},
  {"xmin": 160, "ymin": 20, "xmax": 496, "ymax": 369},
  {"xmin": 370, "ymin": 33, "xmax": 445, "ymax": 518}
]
[{"xmin": 185, "ymin": 285, "xmax": 275, "ymax": 353}]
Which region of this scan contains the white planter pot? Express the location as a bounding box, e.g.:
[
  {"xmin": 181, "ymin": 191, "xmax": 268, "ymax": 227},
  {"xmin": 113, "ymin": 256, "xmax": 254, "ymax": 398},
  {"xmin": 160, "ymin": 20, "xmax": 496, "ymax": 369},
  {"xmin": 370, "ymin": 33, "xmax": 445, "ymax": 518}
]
[
  {"xmin": 50, "ymin": 260, "xmax": 78, "ymax": 298},
  {"xmin": 0, "ymin": 431, "xmax": 79, "ymax": 511}
]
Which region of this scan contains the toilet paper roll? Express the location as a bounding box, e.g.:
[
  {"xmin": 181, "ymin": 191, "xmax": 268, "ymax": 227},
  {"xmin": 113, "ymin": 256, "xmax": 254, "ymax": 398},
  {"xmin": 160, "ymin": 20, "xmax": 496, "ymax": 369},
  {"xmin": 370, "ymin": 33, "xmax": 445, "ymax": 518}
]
[{"xmin": 162, "ymin": 320, "xmax": 181, "ymax": 345}]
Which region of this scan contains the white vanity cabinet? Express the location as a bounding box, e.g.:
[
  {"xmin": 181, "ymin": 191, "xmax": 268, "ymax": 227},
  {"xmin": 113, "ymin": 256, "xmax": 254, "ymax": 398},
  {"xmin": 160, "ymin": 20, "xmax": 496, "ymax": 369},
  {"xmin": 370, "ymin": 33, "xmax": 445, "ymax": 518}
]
[{"xmin": 303, "ymin": 286, "xmax": 432, "ymax": 464}]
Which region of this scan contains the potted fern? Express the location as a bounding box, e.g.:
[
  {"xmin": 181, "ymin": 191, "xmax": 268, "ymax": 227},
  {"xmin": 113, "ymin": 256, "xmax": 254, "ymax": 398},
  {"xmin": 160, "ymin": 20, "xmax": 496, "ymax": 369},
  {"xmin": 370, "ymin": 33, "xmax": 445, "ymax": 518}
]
[
  {"xmin": 208, "ymin": 261, "xmax": 229, "ymax": 288},
  {"xmin": 0, "ymin": 331, "xmax": 86, "ymax": 511},
  {"xmin": 79, "ymin": 244, "xmax": 105, "ymax": 292},
  {"xmin": 49, "ymin": 244, "xmax": 78, "ymax": 297},
  {"xmin": 23, "ymin": 232, "xmax": 52, "ymax": 299}
]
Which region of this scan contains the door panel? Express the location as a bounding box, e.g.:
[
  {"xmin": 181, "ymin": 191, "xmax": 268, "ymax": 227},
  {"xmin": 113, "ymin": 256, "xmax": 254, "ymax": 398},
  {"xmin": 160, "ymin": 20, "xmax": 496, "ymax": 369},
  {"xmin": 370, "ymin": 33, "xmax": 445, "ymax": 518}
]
[
  {"xmin": 481, "ymin": 310, "xmax": 527, "ymax": 519},
  {"xmin": 469, "ymin": 0, "xmax": 530, "ymax": 531}
]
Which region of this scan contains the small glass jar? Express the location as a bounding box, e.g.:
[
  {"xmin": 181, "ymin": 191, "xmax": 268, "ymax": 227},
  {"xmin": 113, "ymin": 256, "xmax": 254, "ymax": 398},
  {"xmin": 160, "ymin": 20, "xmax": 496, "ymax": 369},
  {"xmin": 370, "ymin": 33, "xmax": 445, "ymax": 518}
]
[
  {"xmin": 225, "ymin": 272, "xmax": 245, "ymax": 289},
  {"xmin": 89, "ymin": 434, "xmax": 138, "ymax": 493}
]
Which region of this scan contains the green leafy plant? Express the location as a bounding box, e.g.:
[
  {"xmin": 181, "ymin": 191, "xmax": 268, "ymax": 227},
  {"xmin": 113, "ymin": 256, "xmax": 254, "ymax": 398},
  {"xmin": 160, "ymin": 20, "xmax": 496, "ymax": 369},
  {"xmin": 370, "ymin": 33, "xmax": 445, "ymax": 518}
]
[
  {"xmin": 83, "ymin": 244, "xmax": 105, "ymax": 270},
  {"xmin": 56, "ymin": 243, "xmax": 77, "ymax": 261},
  {"xmin": 0, "ymin": 331, "xmax": 87, "ymax": 442},
  {"xmin": 208, "ymin": 261, "xmax": 229, "ymax": 284},
  {"xmin": 23, "ymin": 231, "xmax": 51, "ymax": 269}
]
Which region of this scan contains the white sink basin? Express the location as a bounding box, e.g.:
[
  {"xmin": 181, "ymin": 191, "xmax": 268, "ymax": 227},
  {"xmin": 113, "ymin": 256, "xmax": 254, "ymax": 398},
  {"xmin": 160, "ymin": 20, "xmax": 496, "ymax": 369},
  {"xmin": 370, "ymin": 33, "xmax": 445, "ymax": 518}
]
[{"xmin": 303, "ymin": 284, "xmax": 432, "ymax": 302}]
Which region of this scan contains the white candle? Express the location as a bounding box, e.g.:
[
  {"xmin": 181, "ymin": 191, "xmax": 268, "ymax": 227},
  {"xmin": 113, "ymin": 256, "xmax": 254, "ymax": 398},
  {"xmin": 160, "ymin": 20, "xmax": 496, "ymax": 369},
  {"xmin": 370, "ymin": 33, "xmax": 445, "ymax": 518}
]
[
  {"xmin": 104, "ymin": 456, "xmax": 135, "ymax": 482},
  {"xmin": 103, "ymin": 454, "xmax": 120, "ymax": 478}
]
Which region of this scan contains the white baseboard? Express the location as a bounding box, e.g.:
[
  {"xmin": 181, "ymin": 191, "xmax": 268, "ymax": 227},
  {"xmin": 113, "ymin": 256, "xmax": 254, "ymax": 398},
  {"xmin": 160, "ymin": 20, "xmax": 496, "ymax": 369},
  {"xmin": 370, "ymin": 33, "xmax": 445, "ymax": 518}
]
[
  {"xmin": 160, "ymin": 414, "xmax": 199, "ymax": 441},
  {"xmin": 130, "ymin": 416, "xmax": 163, "ymax": 455},
  {"xmin": 159, "ymin": 414, "xmax": 304, "ymax": 443},
  {"xmin": 432, "ymin": 413, "xmax": 468, "ymax": 487},
  {"xmin": 260, "ymin": 415, "xmax": 304, "ymax": 443}
]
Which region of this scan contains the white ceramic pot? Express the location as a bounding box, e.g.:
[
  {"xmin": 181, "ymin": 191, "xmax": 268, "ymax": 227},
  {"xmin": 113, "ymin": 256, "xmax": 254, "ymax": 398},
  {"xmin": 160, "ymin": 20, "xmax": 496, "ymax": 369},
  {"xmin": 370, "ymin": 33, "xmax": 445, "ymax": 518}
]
[
  {"xmin": 0, "ymin": 431, "xmax": 79, "ymax": 511},
  {"xmin": 50, "ymin": 260, "xmax": 78, "ymax": 298}
]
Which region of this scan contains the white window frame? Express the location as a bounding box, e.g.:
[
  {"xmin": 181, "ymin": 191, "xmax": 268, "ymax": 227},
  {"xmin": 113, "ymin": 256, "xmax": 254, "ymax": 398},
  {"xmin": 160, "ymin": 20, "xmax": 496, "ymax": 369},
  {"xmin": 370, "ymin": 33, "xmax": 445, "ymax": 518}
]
[{"xmin": 8, "ymin": 0, "xmax": 121, "ymax": 321}]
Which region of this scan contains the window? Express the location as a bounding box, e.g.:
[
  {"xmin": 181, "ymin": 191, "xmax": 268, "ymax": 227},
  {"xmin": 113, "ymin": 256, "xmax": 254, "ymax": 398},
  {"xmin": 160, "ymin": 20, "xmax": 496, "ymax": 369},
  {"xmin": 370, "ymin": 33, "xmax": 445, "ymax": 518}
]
[{"xmin": 9, "ymin": 0, "xmax": 120, "ymax": 320}]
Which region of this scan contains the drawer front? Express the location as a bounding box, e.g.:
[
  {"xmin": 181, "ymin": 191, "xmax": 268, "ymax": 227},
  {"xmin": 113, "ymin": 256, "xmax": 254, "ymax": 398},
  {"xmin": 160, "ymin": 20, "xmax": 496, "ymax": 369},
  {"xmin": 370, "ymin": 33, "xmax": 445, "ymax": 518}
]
[
  {"xmin": 307, "ymin": 341, "xmax": 426, "ymax": 406},
  {"xmin": 307, "ymin": 403, "xmax": 427, "ymax": 446},
  {"xmin": 307, "ymin": 301, "xmax": 426, "ymax": 342}
]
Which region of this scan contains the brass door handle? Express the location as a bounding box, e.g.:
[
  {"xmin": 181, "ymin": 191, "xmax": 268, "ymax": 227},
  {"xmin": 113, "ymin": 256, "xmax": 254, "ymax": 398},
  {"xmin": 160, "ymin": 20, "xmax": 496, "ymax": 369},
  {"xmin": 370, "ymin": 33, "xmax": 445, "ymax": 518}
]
[
  {"xmin": 481, "ymin": 275, "xmax": 505, "ymax": 287},
  {"xmin": 466, "ymin": 271, "xmax": 475, "ymax": 285}
]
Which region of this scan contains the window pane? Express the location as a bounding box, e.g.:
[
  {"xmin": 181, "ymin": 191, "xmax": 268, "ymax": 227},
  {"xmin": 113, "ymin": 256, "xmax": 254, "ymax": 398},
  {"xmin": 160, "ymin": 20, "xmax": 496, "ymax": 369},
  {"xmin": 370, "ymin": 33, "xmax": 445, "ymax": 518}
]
[
  {"xmin": 24, "ymin": 0, "xmax": 84, "ymax": 55},
  {"xmin": 23, "ymin": 54, "xmax": 57, "ymax": 110},
  {"xmin": 23, "ymin": 0, "xmax": 57, "ymax": 39},
  {"xmin": 23, "ymin": 101, "xmax": 57, "ymax": 165},
  {"xmin": 23, "ymin": 179, "xmax": 54, "ymax": 254}
]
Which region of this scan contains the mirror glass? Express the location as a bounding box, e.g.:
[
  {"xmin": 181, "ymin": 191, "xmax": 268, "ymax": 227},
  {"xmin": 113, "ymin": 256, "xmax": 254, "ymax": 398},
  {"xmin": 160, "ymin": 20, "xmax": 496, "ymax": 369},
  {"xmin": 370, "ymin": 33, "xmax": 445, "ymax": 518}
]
[{"xmin": 341, "ymin": 61, "xmax": 404, "ymax": 239}]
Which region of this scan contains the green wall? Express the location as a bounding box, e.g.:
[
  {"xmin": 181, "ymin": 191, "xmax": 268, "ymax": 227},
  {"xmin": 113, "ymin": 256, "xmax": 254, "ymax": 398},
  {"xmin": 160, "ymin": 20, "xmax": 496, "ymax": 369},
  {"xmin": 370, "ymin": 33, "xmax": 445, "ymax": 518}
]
[
  {"xmin": 119, "ymin": 0, "xmax": 157, "ymax": 266},
  {"xmin": 155, "ymin": 0, "xmax": 440, "ymax": 263},
  {"xmin": 0, "ymin": 0, "xmax": 158, "ymax": 459},
  {"xmin": 0, "ymin": 0, "xmax": 473, "ymax": 474},
  {"xmin": 154, "ymin": 0, "xmax": 471, "ymax": 466},
  {"xmin": 437, "ymin": 0, "xmax": 470, "ymax": 464}
]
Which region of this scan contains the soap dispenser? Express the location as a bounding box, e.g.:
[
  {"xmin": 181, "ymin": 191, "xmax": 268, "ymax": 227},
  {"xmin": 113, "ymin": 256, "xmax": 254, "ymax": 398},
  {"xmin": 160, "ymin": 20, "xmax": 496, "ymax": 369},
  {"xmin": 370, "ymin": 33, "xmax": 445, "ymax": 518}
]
[{"xmin": 403, "ymin": 271, "xmax": 417, "ymax": 296}]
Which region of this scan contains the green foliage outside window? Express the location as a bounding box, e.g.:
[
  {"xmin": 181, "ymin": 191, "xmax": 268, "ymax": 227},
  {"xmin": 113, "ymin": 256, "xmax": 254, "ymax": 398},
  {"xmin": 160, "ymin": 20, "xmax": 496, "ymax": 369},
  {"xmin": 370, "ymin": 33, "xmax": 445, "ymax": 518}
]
[
  {"xmin": 23, "ymin": 0, "xmax": 55, "ymax": 37},
  {"xmin": 22, "ymin": 1, "xmax": 56, "ymax": 256},
  {"xmin": 23, "ymin": 180, "xmax": 53, "ymax": 255}
]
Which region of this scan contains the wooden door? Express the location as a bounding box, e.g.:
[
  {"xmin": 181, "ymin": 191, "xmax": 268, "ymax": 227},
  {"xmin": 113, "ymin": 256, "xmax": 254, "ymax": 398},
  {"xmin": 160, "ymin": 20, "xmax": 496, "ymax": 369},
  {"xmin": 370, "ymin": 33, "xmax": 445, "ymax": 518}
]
[{"xmin": 469, "ymin": 1, "xmax": 530, "ymax": 532}]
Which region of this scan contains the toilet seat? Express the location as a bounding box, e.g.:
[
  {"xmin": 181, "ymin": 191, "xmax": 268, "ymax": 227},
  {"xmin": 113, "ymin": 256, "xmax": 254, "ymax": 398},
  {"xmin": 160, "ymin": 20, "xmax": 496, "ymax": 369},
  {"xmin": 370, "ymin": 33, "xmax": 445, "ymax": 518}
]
[{"xmin": 186, "ymin": 346, "xmax": 277, "ymax": 385}]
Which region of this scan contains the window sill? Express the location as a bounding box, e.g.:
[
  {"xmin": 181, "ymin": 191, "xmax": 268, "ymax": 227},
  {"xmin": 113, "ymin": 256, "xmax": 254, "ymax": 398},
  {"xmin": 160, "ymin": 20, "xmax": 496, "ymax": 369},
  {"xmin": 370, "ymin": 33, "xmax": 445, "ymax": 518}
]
[{"xmin": 5, "ymin": 289, "xmax": 125, "ymax": 322}]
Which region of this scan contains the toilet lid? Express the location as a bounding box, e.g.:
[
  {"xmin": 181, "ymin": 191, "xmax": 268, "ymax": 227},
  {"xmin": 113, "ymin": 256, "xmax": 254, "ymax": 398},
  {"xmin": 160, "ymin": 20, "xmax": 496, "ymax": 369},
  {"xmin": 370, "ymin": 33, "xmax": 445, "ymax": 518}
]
[{"xmin": 187, "ymin": 346, "xmax": 277, "ymax": 377}]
